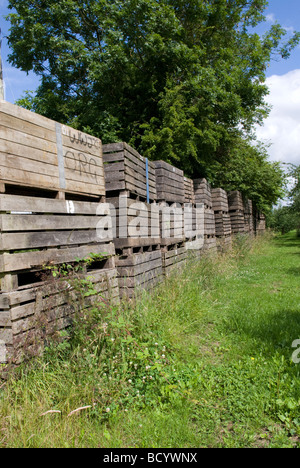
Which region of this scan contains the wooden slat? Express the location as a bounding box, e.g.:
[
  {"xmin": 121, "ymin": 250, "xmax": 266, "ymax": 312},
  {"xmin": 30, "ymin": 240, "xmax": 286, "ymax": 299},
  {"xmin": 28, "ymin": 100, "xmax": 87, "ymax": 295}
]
[
  {"xmin": 0, "ymin": 214, "xmax": 106, "ymax": 232},
  {"xmin": 0, "ymin": 194, "xmax": 104, "ymax": 215},
  {"xmin": 0, "ymin": 243, "xmax": 115, "ymax": 273},
  {"xmin": 0, "ymin": 230, "xmax": 109, "ymax": 251}
]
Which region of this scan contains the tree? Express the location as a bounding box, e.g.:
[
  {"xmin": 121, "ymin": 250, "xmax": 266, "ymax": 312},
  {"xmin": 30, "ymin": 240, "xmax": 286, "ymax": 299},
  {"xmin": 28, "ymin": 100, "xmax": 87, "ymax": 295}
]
[
  {"xmin": 287, "ymin": 164, "xmax": 300, "ymax": 236},
  {"xmin": 267, "ymin": 205, "xmax": 298, "ymax": 235},
  {"xmin": 6, "ymin": 0, "xmax": 299, "ymax": 209}
]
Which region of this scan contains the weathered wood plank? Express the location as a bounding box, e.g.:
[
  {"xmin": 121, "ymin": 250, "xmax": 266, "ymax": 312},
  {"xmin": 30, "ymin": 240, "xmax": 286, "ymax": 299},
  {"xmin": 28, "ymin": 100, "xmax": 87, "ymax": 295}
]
[
  {"xmin": 0, "ymin": 230, "xmax": 111, "ymax": 251},
  {"xmin": 0, "ymin": 194, "xmax": 105, "ymax": 215},
  {"xmin": 0, "ymin": 214, "xmax": 107, "ymax": 232},
  {"xmin": 0, "ymin": 243, "xmax": 115, "ymax": 273}
]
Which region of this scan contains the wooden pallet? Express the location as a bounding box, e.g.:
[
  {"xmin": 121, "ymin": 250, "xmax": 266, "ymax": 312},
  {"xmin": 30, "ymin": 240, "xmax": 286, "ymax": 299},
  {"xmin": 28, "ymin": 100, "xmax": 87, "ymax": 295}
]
[
  {"xmin": 0, "ymin": 194, "xmax": 116, "ymax": 292},
  {"xmin": 154, "ymin": 161, "xmax": 185, "ymax": 204},
  {"xmin": 102, "ymin": 143, "xmax": 157, "ymax": 201},
  {"xmin": 0, "ymin": 268, "xmax": 119, "ymax": 364},
  {"xmin": 0, "ymin": 100, "xmax": 105, "ymax": 198},
  {"xmin": 116, "ymin": 250, "xmax": 163, "ymax": 299}
]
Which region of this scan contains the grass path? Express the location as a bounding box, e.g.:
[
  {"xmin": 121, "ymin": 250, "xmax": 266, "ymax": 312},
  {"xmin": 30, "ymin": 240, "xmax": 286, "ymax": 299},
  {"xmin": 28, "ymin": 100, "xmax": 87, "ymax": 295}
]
[{"xmin": 0, "ymin": 232, "xmax": 300, "ymax": 448}]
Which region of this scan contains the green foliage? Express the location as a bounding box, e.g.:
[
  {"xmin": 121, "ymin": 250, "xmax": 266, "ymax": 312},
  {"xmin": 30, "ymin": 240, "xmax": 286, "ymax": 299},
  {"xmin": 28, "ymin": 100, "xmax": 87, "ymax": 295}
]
[
  {"xmin": 267, "ymin": 205, "xmax": 298, "ymax": 235},
  {"xmin": 6, "ymin": 0, "xmax": 298, "ymax": 210}
]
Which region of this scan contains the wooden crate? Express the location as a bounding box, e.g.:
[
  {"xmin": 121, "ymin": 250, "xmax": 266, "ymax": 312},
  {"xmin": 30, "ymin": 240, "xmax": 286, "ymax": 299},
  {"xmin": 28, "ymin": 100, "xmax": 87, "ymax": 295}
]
[
  {"xmin": 161, "ymin": 243, "xmax": 188, "ymax": 276},
  {"xmin": 107, "ymin": 195, "xmax": 160, "ymax": 249},
  {"xmin": 228, "ymin": 191, "xmax": 244, "ymax": 212},
  {"xmin": 216, "ymin": 235, "xmax": 232, "ymax": 253},
  {"xmin": 103, "ymin": 143, "xmax": 157, "ymax": 201},
  {"xmin": 203, "ymin": 235, "xmax": 217, "ymax": 253},
  {"xmin": 212, "ymin": 188, "xmax": 229, "ymax": 212},
  {"xmin": 212, "ymin": 189, "xmax": 231, "ymax": 238},
  {"xmin": 204, "ymin": 208, "xmax": 216, "ymax": 237},
  {"xmin": 256, "ymin": 212, "xmax": 266, "ymax": 234},
  {"xmin": 0, "ymin": 100, "xmax": 105, "ymax": 198},
  {"xmin": 194, "ymin": 179, "xmax": 212, "ymax": 208},
  {"xmin": 184, "ymin": 177, "xmax": 195, "ymax": 204},
  {"xmin": 243, "ymin": 198, "xmax": 254, "ymax": 234},
  {"xmin": 0, "ymin": 194, "xmax": 116, "ymax": 292},
  {"xmin": 116, "ymin": 250, "xmax": 163, "ymax": 299},
  {"xmin": 154, "ymin": 161, "xmax": 185, "ymax": 204},
  {"xmin": 229, "ymin": 211, "xmax": 246, "ymax": 234},
  {"xmin": 0, "ymin": 268, "xmax": 119, "ymax": 364},
  {"xmin": 158, "ymin": 201, "xmax": 185, "ymax": 245},
  {"xmin": 214, "ymin": 212, "xmax": 232, "ymax": 237},
  {"xmin": 228, "ymin": 191, "xmax": 245, "ymax": 234}
]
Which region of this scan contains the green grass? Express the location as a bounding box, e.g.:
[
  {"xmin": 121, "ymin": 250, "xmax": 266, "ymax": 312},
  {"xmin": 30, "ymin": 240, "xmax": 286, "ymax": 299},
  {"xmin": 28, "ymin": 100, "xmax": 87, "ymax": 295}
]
[{"xmin": 1, "ymin": 232, "xmax": 300, "ymax": 448}]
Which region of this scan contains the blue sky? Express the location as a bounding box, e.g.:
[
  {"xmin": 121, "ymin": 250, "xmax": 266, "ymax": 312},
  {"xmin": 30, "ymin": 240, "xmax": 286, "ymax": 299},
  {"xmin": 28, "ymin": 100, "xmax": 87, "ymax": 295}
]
[{"xmin": 0, "ymin": 0, "xmax": 300, "ymax": 165}]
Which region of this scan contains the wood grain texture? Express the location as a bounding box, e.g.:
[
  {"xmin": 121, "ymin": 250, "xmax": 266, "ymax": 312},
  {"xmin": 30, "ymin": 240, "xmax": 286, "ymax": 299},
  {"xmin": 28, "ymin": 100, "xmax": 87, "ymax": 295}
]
[{"xmin": 0, "ymin": 101, "xmax": 105, "ymax": 197}]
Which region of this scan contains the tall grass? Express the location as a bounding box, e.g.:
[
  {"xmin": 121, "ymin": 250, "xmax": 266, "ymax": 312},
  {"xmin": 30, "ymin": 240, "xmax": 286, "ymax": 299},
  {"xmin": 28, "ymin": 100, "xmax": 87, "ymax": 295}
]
[{"xmin": 1, "ymin": 232, "xmax": 300, "ymax": 448}]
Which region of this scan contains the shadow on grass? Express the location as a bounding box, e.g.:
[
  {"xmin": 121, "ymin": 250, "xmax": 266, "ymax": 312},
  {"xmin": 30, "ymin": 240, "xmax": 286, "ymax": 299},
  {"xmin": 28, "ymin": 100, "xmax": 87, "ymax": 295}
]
[
  {"xmin": 273, "ymin": 233, "xmax": 300, "ymax": 253},
  {"xmin": 228, "ymin": 308, "xmax": 300, "ymax": 357},
  {"xmin": 287, "ymin": 268, "xmax": 300, "ymax": 276}
]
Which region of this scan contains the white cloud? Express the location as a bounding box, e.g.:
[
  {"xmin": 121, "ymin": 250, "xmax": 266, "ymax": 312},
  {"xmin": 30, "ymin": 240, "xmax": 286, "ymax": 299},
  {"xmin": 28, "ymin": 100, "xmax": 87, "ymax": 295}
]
[
  {"xmin": 266, "ymin": 13, "xmax": 276, "ymax": 24},
  {"xmin": 255, "ymin": 69, "xmax": 300, "ymax": 167}
]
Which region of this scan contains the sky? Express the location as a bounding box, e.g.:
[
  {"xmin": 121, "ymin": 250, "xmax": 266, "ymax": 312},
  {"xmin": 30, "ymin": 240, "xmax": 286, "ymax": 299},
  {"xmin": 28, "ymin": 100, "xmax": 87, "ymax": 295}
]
[{"xmin": 0, "ymin": 0, "xmax": 300, "ymax": 168}]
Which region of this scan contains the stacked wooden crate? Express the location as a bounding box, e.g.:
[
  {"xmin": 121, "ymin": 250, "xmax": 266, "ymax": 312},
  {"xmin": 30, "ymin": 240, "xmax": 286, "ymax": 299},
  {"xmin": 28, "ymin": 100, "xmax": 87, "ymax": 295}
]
[
  {"xmin": 193, "ymin": 179, "xmax": 217, "ymax": 252},
  {"xmin": 256, "ymin": 212, "xmax": 266, "ymax": 235},
  {"xmin": 0, "ymin": 101, "xmax": 106, "ymax": 200},
  {"xmin": 228, "ymin": 191, "xmax": 245, "ymax": 235},
  {"xmin": 0, "ymin": 101, "xmax": 119, "ymax": 365},
  {"xmin": 211, "ymin": 188, "xmax": 232, "ymax": 251},
  {"xmin": 184, "ymin": 177, "xmax": 204, "ymax": 256},
  {"xmin": 243, "ymin": 198, "xmax": 254, "ymax": 236},
  {"xmin": 155, "ymin": 161, "xmax": 187, "ymax": 275},
  {"xmin": 103, "ymin": 143, "xmax": 163, "ymax": 298},
  {"xmin": 103, "ymin": 142, "xmax": 157, "ymax": 202}
]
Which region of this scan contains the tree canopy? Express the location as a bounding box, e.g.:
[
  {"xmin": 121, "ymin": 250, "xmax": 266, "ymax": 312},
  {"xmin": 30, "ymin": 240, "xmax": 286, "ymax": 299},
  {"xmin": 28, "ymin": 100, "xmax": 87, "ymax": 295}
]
[{"xmin": 6, "ymin": 0, "xmax": 299, "ymax": 210}]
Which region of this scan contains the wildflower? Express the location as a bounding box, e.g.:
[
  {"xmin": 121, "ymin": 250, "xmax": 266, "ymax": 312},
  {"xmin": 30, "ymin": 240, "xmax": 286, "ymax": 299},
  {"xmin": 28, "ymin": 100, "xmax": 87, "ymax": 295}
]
[
  {"xmin": 128, "ymin": 379, "xmax": 132, "ymax": 384},
  {"xmin": 162, "ymin": 354, "xmax": 165, "ymax": 359},
  {"xmin": 106, "ymin": 408, "xmax": 110, "ymax": 413}
]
